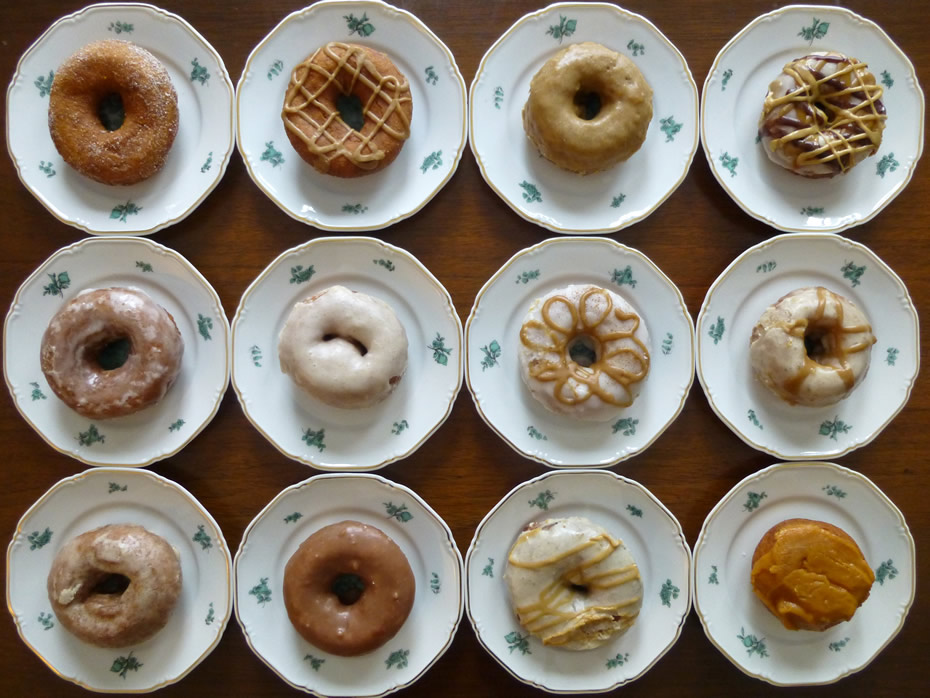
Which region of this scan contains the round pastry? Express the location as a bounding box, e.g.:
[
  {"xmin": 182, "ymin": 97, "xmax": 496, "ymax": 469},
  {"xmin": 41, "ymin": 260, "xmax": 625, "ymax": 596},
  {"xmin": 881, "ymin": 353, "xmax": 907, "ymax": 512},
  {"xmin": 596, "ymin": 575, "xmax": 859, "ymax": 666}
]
[
  {"xmin": 504, "ymin": 517, "xmax": 642, "ymax": 650},
  {"xmin": 522, "ymin": 41, "xmax": 653, "ymax": 174},
  {"xmin": 751, "ymin": 518, "xmax": 874, "ymax": 631},
  {"xmin": 48, "ymin": 39, "xmax": 179, "ymax": 185},
  {"xmin": 518, "ymin": 284, "xmax": 650, "ymax": 421},
  {"xmin": 749, "ymin": 286, "xmax": 875, "ymax": 407},
  {"xmin": 282, "ymin": 42, "xmax": 413, "ymax": 177},
  {"xmin": 278, "ymin": 285, "xmax": 408, "ymax": 409},
  {"xmin": 283, "ymin": 520, "xmax": 415, "ymax": 656},
  {"xmin": 47, "ymin": 524, "xmax": 182, "ymax": 648},
  {"xmin": 758, "ymin": 51, "xmax": 886, "ymax": 177},
  {"xmin": 40, "ymin": 287, "xmax": 185, "ymax": 419}
]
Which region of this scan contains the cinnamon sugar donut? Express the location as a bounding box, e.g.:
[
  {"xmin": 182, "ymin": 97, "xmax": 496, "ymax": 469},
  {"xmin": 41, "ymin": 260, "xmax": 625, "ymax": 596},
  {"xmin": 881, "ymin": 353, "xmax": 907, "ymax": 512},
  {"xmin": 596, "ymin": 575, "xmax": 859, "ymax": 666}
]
[
  {"xmin": 40, "ymin": 287, "xmax": 184, "ymax": 419},
  {"xmin": 48, "ymin": 40, "xmax": 179, "ymax": 185},
  {"xmin": 282, "ymin": 42, "xmax": 413, "ymax": 177},
  {"xmin": 47, "ymin": 524, "xmax": 182, "ymax": 648}
]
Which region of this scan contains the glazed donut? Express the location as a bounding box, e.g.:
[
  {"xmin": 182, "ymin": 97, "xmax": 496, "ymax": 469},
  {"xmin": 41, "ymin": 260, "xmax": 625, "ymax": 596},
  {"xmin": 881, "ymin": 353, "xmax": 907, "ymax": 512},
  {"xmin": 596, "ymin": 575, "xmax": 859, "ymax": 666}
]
[
  {"xmin": 504, "ymin": 517, "xmax": 642, "ymax": 650},
  {"xmin": 278, "ymin": 285, "xmax": 408, "ymax": 408},
  {"xmin": 40, "ymin": 287, "xmax": 184, "ymax": 419},
  {"xmin": 283, "ymin": 521, "xmax": 415, "ymax": 656},
  {"xmin": 48, "ymin": 39, "xmax": 179, "ymax": 185},
  {"xmin": 758, "ymin": 51, "xmax": 886, "ymax": 177},
  {"xmin": 519, "ymin": 285, "xmax": 650, "ymax": 421},
  {"xmin": 751, "ymin": 518, "xmax": 874, "ymax": 631},
  {"xmin": 47, "ymin": 524, "xmax": 182, "ymax": 648},
  {"xmin": 522, "ymin": 42, "xmax": 653, "ymax": 174},
  {"xmin": 749, "ymin": 286, "xmax": 875, "ymax": 407},
  {"xmin": 282, "ymin": 42, "xmax": 413, "ymax": 177}
]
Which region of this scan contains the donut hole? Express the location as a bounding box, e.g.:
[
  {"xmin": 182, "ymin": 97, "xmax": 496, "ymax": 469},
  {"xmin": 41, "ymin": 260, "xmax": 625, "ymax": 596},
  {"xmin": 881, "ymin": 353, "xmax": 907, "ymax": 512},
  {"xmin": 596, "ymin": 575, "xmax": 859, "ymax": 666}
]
[
  {"xmin": 567, "ymin": 335, "xmax": 599, "ymax": 368},
  {"xmin": 90, "ymin": 572, "xmax": 131, "ymax": 596},
  {"xmin": 331, "ymin": 573, "xmax": 366, "ymax": 605},
  {"xmin": 573, "ymin": 89, "xmax": 603, "ymax": 120},
  {"xmin": 570, "ymin": 583, "xmax": 590, "ymax": 596},
  {"xmin": 97, "ymin": 92, "xmax": 126, "ymax": 131},
  {"xmin": 804, "ymin": 325, "xmax": 837, "ymax": 363},
  {"xmin": 89, "ymin": 336, "xmax": 133, "ymax": 371},
  {"xmin": 323, "ymin": 333, "xmax": 368, "ymax": 357},
  {"xmin": 336, "ymin": 93, "xmax": 365, "ymax": 131}
]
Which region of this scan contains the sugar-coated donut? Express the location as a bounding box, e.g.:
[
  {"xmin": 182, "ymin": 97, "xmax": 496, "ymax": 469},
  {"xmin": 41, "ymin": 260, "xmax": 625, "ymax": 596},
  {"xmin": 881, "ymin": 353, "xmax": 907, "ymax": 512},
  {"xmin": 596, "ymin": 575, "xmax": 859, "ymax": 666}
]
[
  {"xmin": 48, "ymin": 39, "xmax": 179, "ymax": 185},
  {"xmin": 523, "ymin": 42, "xmax": 653, "ymax": 174},
  {"xmin": 40, "ymin": 287, "xmax": 184, "ymax": 419},
  {"xmin": 278, "ymin": 285, "xmax": 408, "ymax": 408},
  {"xmin": 283, "ymin": 521, "xmax": 415, "ymax": 656},
  {"xmin": 751, "ymin": 518, "xmax": 874, "ymax": 631},
  {"xmin": 47, "ymin": 524, "xmax": 182, "ymax": 648},
  {"xmin": 504, "ymin": 517, "xmax": 643, "ymax": 650},
  {"xmin": 519, "ymin": 285, "xmax": 650, "ymax": 421},
  {"xmin": 750, "ymin": 286, "xmax": 875, "ymax": 407},
  {"xmin": 282, "ymin": 42, "xmax": 413, "ymax": 177},
  {"xmin": 758, "ymin": 51, "xmax": 885, "ymax": 178}
]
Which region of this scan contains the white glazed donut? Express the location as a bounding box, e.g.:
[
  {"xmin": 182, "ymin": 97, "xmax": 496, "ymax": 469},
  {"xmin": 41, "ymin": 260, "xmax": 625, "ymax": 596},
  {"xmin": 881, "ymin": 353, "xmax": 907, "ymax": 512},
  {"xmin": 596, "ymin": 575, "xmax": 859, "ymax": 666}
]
[
  {"xmin": 278, "ymin": 285, "xmax": 408, "ymax": 408},
  {"xmin": 518, "ymin": 285, "xmax": 650, "ymax": 421},
  {"xmin": 750, "ymin": 286, "xmax": 876, "ymax": 407},
  {"xmin": 504, "ymin": 517, "xmax": 643, "ymax": 650}
]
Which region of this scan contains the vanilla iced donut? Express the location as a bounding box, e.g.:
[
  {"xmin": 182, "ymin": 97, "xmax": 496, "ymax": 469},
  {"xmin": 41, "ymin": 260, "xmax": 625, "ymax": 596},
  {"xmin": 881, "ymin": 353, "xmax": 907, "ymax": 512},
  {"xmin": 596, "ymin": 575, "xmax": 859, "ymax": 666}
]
[
  {"xmin": 504, "ymin": 517, "xmax": 643, "ymax": 650},
  {"xmin": 278, "ymin": 286, "xmax": 408, "ymax": 408},
  {"xmin": 750, "ymin": 286, "xmax": 876, "ymax": 407},
  {"xmin": 518, "ymin": 285, "xmax": 650, "ymax": 421}
]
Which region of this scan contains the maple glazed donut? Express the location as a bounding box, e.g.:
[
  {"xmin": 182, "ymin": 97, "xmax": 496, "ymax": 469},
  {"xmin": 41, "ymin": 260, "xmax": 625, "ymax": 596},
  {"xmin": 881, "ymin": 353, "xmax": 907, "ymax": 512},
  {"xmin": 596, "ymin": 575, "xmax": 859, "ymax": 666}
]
[
  {"xmin": 758, "ymin": 51, "xmax": 886, "ymax": 177},
  {"xmin": 504, "ymin": 517, "xmax": 643, "ymax": 650},
  {"xmin": 282, "ymin": 42, "xmax": 413, "ymax": 177},
  {"xmin": 750, "ymin": 286, "xmax": 876, "ymax": 407},
  {"xmin": 48, "ymin": 39, "xmax": 179, "ymax": 185},
  {"xmin": 40, "ymin": 287, "xmax": 184, "ymax": 419},
  {"xmin": 47, "ymin": 524, "xmax": 182, "ymax": 648},
  {"xmin": 283, "ymin": 521, "xmax": 416, "ymax": 656},
  {"xmin": 278, "ymin": 285, "xmax": 408, "ymax": 408},
  {"xmin": 519, "ymin": 285, "xmax": 650, "ymax": 421},
  {"xmin": 523, "ymin": 42, "xmax": 653, "ymax": 174}
]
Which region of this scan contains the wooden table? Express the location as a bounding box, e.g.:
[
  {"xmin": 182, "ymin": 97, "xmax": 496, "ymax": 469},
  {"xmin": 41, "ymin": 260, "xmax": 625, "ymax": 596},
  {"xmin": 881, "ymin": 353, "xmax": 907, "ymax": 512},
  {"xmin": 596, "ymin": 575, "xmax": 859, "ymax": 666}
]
[{"xmin": 2, "ymin": 1, "xmax": 927, "ymax": 695}]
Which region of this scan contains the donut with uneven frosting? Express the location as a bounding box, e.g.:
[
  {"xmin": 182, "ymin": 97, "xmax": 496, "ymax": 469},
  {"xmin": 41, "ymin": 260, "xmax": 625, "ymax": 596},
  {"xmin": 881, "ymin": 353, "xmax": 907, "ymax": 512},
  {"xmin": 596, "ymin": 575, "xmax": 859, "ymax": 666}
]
[
  {"xmin": 519, "ymin": 285, "xmax": 650, "ymax": 421},
  {"xmin": 504, "ymin": 517, "xmax": 643, "ymax": 650},
  {"xmin": 283, "ymin": 521, "xmax": 415, "ymax": 656},
  {"xmin": 47, "ymin": 524, "xmax": 182, "ymax": 648},
  {"xmin": 282, "ymin": 42, "xmax": 413, "ymax": 177},
  {"xmin": 40, "ymin": 287, "xmax": 184, "ymax": 419},
  {"xmin": 750, "ymin": 286, "xmax": 875, "ymax": 407},
  {"xmin": 758, "ymin": 51, "xmax": 885, "ymax": 177},
  {"xmin": 48, "ymin": 39, "xmax": 179, "ymax": 185},
  {"xmin": 522, "ymin": 42, "xmax": 653, "ymax": 174}
]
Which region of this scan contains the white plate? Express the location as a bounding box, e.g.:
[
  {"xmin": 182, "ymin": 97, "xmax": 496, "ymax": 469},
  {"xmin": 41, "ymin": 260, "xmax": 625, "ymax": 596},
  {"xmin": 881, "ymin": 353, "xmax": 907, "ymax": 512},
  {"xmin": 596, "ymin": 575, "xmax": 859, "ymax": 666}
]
[
  {"xmin": 465, "ymin": 469, "xmax": 690, "ymax": 693},
  {"xmin": 469, "ymin": 1, "xmax": 698, "ymax": 234},
  {"xmin": 231, "ymin": 236, "xmax": 462, "ymax": 471},
  {"xmin": 3, "ymin": 236, "xmax": 230, "ymax": 467},
  {"xmin": 6, "ymin": 467, "xmax": 233, "ymax": 692},
  {"xmin": 692, "ymin": 461, "xmax": 915, "ymax": 686},
  {"xmin": 234, "ymin": 472, "xmax": 463, "ymax": 697},
  {"xmin": 465, "ymin": 237, "xmax": 694, "ymax": 468},
  {"xmin": 236, "ymin": 0, "xmax": 466, "ymax": 232},
  {"xmin": 5, "ymin": 2, "xmax": 235, "ymax": 235},
  {"xmin": 701, "ymin": 4, "xmax": 925, "ymax": 233},
  {"xmin": 696, "ymin": 233, "xmax": 919, "ymax": 460}
]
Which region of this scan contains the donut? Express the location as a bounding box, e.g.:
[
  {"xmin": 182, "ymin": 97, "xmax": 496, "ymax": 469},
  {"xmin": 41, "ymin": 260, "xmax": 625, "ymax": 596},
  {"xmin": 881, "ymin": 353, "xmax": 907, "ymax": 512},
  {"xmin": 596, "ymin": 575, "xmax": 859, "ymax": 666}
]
[
  {"xmin": 758, "ymin": 51, "xmax": 886, "ymax": 177},
  {"xmin": 48, "ymin": 39, "xmax": 179, "ymax": 185},
  {"xmin": 283, "ymin": 520, "xmax": 415, "ymax": 656},
  {"xmin": 47, "ymin": 524, "xmax": 182, "ymax": 648},
  {"xmin": 749, "ymin": 286, "xmax": 875, "ymax": 407},
  {"xmin": 522, "ymin": 42, "xmax": 653, "ymax": 174},
  {"xmin": 518, "ymin": 285, "xmax": 650, "ymax": 421},
  {"xmin": 751, "ymin": 518, "xmax": 874, "ymax": 631},
  {"xmin": 504, "ymin": 517, "xmax": 643, "ymax": 650},
  {"xmin": 282, "ymin": 42, "xmax": 413, "ymax": 177},
  {"xmin": 40, "ymin": 287, "xmax": 184, "ymax": 419},
  {"xmin": 278, "ymin": 285, "xmax": 408, "ymax": 408}
]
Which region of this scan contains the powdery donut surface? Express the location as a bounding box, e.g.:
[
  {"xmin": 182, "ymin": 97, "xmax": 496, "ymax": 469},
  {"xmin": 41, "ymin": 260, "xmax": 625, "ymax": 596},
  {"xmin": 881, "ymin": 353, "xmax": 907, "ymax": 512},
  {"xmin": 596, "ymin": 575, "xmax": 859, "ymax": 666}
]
[
  {"xmin": 278, "ymin": 285, "xmax": 408, "ymax": 408},
  {"xmin": 504, "ymin": 517, "xmax": 643, "ymax": 650},
  {"xmin": 47, "ymin": 523, "xmax": 182, "ymax": 648},
  {"xmin": 40, "ymin": 287, "xmax": 184, "ymax": 419},
  {"xmin": 750, "ymin": 286, "xmax": 875, "ymax": 407}
]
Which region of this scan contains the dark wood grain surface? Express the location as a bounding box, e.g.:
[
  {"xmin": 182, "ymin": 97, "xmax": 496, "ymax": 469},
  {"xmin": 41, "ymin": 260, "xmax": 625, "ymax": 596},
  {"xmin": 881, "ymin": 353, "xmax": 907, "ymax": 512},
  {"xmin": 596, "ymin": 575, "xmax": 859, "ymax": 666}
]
[{"xmin": 2, "ymin": 1, "xmax": 927, "ymax": 695}]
